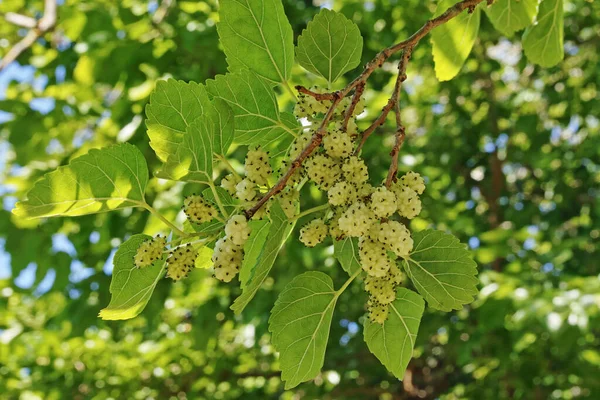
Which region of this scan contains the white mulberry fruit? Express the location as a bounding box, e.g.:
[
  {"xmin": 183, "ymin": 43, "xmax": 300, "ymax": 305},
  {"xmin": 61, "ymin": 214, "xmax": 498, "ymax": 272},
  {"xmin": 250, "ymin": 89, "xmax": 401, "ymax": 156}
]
[
  {"xmin": 370, "ymin": 187, "xmax": 397, "ymax": 218},
  {"xmin": 235, "ymin": 178, "xmax": 257, "ymax": 202},
  {"xmin": 245, "ymin": 146, "xmax": 272, "ymax": 186},
  {"xmin": 134, "ymin": 235, "xmax": 166, "ymax": 268},
  {"xmin": 400, "ymin": 171, "xmax": 425, "ymax": 195},
  {"xmin": 377, "ymin": 221, "xmax": 413, "ymax": 257},
  {"xmin": 394, "ymin": 185, "xmax": 422, "ymax": 219},
  {"xmin": 183, "ymin": 195, "xmax": 218, "ymax": 224},
  {"xmin": 323, "ymin": 130, "xmax": 353, "ymax": 159},
  {"xmin": 225, "ymin": 215, "xmax": 251, "ymax": 246},
  {"xmin": 305, "ymin": 154, "xmax": 341, "ymax": 190},
  {"xmin": 359, "ymin": 238, "xmax": 392, "ymax": 277},
  {"xmin": 166, "ymin": 244, "xmax": 197, "ymax": 281},
  {"xmin": 299, "ymin": 218, "xmax": 328, "ymax": 247},
  {"xmin": 342, "ymin": 156, "xmax": 369, "ymax": 184},
  {"xmin": 338, "ymin": 201, "xmax": 376, "ymax": 237}
]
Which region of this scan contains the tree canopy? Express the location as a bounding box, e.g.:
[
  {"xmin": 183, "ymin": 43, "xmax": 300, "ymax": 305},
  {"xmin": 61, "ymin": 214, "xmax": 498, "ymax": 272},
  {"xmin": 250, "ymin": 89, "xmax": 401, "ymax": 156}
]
[{"xmin": 0, "ymin": 0, "xmax": 599, "ymax": 399}]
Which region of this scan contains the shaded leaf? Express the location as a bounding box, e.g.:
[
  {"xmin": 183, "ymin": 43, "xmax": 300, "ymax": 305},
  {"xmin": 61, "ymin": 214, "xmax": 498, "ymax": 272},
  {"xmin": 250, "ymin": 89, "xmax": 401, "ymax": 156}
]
[
  {"xmin": 485, "ymin": 0, "xmax": 538, "ymax": 37},
  {"xmin": 218, "ymin": 0, "xmax": 294, "ymax": 84},
  {"xmin": 145, "ymin": 80, "xmax": 211, "ymax": 161},
  {"xmin": 269, "ymin": 271, "xmax": 337, "ymax": 389},
  {"xmin": 363, "ymin": 288, "xmax": 425, "ymax": 380},
  {"xmin": 403, "ymin": 230, "xmax": 478, "ymax": 311},
  {"xmin": 240, "ymin": 219, "xmax": 271, "ymax": 288},
  {"xmin": 99, "ymin": 234, "xmax": 165, "ymax": 320},
  {"xmin": 522, "ymin": 0, "xmax": 564, "ymax": 67},
  {"xmin": 206, "ymin": 71, "xmax": 299, "ymax": 146},
  {"xmin": 296, "ymin": 9, "xmax": 363, "ymax": 85},
  {"xmin": 333, "ymin": 237, "xmax": 361, "ymax": 275},
  {"xmin": 231, "ymin": 202, "xmax": 295, "ymax": 314}
]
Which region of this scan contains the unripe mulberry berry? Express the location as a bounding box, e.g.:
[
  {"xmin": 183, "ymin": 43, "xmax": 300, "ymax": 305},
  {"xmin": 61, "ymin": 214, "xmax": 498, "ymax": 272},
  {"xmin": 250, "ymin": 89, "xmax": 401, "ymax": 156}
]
[
  {"xmin": 370, "ymin": 187, "xmax": 397, "ymax": 218},
  {"xmin": 368, "ymin": 299, "xmax": 389, "ymax": 324},
  {"xmin": 221, "ymin": 173, "xmax": 241, "ymax": 195},
  {"xmin": 305, "ymin": 154, "xmax": 341, "ymax": 190},
  {"xmin": 358, "ymin": 237, "xmax": 392, "ymax": 277},
  {"xmin": 327, "ymin": 181, "xmax": 357, "ymax": 206},
  {"xmin": 166, "ymin": 243, "xmax": 198, "ymax": 281},
  {"xmin": 299, "ymin": 218, "xmax": 328, "ymax": 247},
  {"xmin": 323, "ymin": 130, "xmax": 353, "ymax": 159},
  {"xmin": 245, "ymin": 146, "xmax": 272, "ymax": 186},
  {"xmin": 134, "ymin": 235, "xmax": 166, "ymax": 268},
  {"xmin": 289, "ymin": 131, "xmax": 313, "ymax": 159},
  {"xmin": 365, "ymin": 276, "xmax": 396, "ymax": 305},
  {"xmin": 225, "ymin": 215, "xmax": 251, "ymax": 246},
  {"xmin": 235, "ymin": 178, "xmax": 257, "ymax": 202},
  {"xmin": 293, "ymin": 94, "xmax": 311, "ymax": 119},
  {"xmin": 342, "ymin": 156, "xmax": 369, "ymax": 184},
  {"xmin": 212, "ymin": 237, "xmax": 243, "ymax": 283},
  {"xmin": 400, "ymin": 171, "xmax": 425, "ymax": 195},
  {"xmin": 183, "ymin": 195, "xmax": 218, "ymax": 224},
  {"xmin": 338, "ymin": 201, "xmax": 376, "ymax": 237},
  {"xmin": 394, "ymin": 185, "xmax": 422, "ymax": 219},
  {"xmin": 387, "ymin": 264, "xmax": 404, "ymax": 286},
  {"xmin": 278, "ymin": 189, "xmax": 299, "ymax": 219},
  {"xmin": 377, "ymin": 221, "xmax": 413, "ymax": 257},
  {"xmin": 356, "ymin": 183, "xmax": 375, "ymax": 198}
]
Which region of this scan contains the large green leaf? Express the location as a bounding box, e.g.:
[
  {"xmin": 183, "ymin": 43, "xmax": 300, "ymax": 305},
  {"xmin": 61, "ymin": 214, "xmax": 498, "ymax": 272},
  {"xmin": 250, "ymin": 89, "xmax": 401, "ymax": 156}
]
[
  {"xmin": 333, "ymin": 237, "xmax": 361, "ymax": 275},
  {"xmin": 295, "ymin": 9, "xmax": 363, "ymax": 86},
  {"xmin": 206, "ymin": 71, "xmax": 299, "ymax": 146},
  {"xmin": 217, "ymin": 0, "xmax": 294, "ymax": 84},
  {"xmin": 231, "ymin": 202, "xmax": 295, "ymax": 314},
  {"xmin": 13, "ymin": 144, "xmax": 148, "ymax": 218},
  {"xmin": 157, "ymin": 116, "xmax": 214, "ymax": 183},
  {"xmin": 363, "ymin": 288, "xmax": 425, "ymax": 380},
  {"xmin": 402, "ymin": 230, "xmax": 478, "ymax": 312},
  {"xmin": 431, "ymin": 0, "xmax": 481, "ymax": 81},
  {"xmin": 485, "ymin": 0, "xmax": 538, "ymax": 37},
  {"xmin": 99, "ymin": 234, "xmax": 165, "ymax": 320},
  {"xmin": 522, "ymin": 0, "xmax": 564, "ymax": 67},
  {"xmin": 269, "ymin": 271, "xmax": 337, "ymax": 389},
  {"xmin": 145, "ymin": 79, "xmax": 211, "ymax": 161}
]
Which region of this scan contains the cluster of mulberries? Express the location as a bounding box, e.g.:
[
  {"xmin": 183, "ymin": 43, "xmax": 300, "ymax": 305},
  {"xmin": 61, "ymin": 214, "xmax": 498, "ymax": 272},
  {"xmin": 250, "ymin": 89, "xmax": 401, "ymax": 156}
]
[
  {"xmin": 220, "ymin": 145, "xmax": 275, "ymax": 217},
  {"xmin": 212, "ymin": 215, "xmax": 252, "ymax": 282},
  {"xmin": 134, "ymin": 235, "xmax": 167, "ymax": 268},
  {"xmin": 289, "ymin": 95, "xmax": 428, "ymax": 324},
  {"xmin": 183, "ymin": 195, "xmax": 218, "ymax": 224}
]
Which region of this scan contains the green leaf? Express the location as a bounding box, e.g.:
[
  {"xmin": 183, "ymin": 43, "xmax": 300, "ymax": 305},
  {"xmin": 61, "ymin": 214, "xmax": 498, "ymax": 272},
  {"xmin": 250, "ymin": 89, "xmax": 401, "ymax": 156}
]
[
  {"xmin": 206, "ymin": 71, "xmax": 299, "ymax": 146},
  {"xmin": 363, "ymin": 288, "xmax": 425, "ymax": 380},
  {"xmin": 217, "ymin": 0, "xmax": 294, "ymax": 84},
  {"xmin": 99, "ymin": 234, "xmax": 165, "ymax": 320},
  {"xmin": 231, "ymin": 202, "xmax": 295, "ymax": 314},
  {"xmin": 522, "ymin": 0, "xmax": 564, "ymax": 67},
  {"xmin": 13, "ymin": 144, "xmax": 148, "ymax": 218},
  {"xmin": 431, "ymin": 0, "xmax": 481, "ymax": 81},
  {"xmin": 333, "ymin": 237, "xmax": 361, "ymax": 275},
  {"xmin": 402, "ymin": 230, "xmax": 478, "ymax": 312},
  {"xmin": 202, "ymin": 186, "xmax": 237, "ymax": 216},
  {"xmin": 212, "ymin": 98, "xmax": 235, "ymax": 156},
  {"xmin": 145, "ymin": 79, "xmax": 211, "ymax": 161},
  {"xmin": 240, "ymin": 219, "xmax": 271, "ymax": 288},
  {"xmin": 269, "ymin": 271, "xmax": 337, "ymax": 389},
  {"xmin": 295, "ymin": 9, "xmax": 363, "ymax": 86},
  {"xmin": 157, "ymin": 116, "xmax": 213, "ymax": 183},
  {"xmin": 485, "ymin": 0, "xmax": 538, "ymax": 37},
  {"xmin": 194, "ymin": 247, "xmax": 214, "ymax": 269}
]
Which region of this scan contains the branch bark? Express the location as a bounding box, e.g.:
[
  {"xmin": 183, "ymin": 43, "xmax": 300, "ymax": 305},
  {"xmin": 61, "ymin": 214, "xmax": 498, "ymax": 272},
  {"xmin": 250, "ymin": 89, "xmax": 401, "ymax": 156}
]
[{"xmin": 0, "ymin": 0, "xmax": 57, "ymax": 71}]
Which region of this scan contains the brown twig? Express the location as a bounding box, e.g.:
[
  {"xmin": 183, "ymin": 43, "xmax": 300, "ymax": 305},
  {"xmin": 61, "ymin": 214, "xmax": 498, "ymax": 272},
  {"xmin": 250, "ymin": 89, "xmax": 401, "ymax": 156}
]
[
  {"xmin": 384, "ymin": 48, "xmax": 412, "ymax": 187},
  {"xmin": 245, "ymin": 0, "xmax": 485, "ymax": 219},
  {"xmin": 340, "ymin": 82, "xmax": 365, "ymax": 133},
  {"xmin": 0, "ymin": 0, "xmax": 57, "ymax": 71},
  {"xmin": 294, "ymin": 85, "xmax": 337, "ymax": 101}
]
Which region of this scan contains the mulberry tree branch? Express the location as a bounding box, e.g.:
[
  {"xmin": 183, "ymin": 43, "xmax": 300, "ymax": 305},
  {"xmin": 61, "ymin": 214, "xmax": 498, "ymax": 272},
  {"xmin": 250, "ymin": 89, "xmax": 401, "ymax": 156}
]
[
  {"xmin": 0, "ymin": 0, "xmax": 57, "ymax": 71},
  {"xmin": 245, "ymin": 0, "xmax": 486, "ymax": 219}
]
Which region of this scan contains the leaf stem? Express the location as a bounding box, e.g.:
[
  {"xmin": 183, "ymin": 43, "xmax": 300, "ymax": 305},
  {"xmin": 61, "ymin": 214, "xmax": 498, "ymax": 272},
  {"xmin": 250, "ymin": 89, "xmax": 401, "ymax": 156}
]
[
  {"xmin": 292, "ymin": 204, "xmax": 330, "ymax": 221},
  {"xmin": 216, "ymin": 154, "xmax": 241, "ymax": 181},
  {"xmin": 335, "ymin": 268, "xmax": 362, "ymax": 297},
  {"xmin": 141, "ymin": 202, "xmax": 187, "ymax": 237},
  {"xmin": 208, "ymin": 182, "xmax": 230, "ymax": 219}
]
